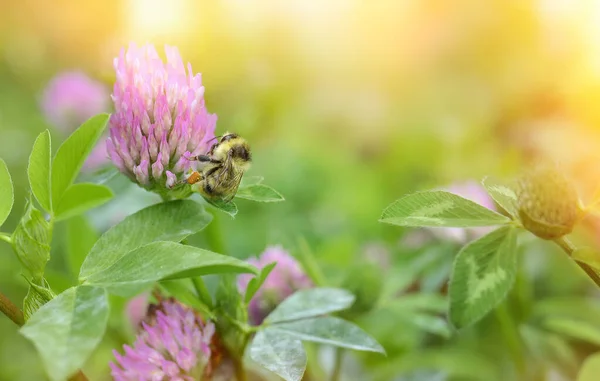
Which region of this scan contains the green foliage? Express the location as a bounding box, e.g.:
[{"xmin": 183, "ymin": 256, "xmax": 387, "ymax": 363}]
[
  {"xmin": 532, "ymin": 297, "xmax": 600, "ymax": 348},
  {"xmin": 196, "ymin": 180, "xmax": 285, "ymax": 216},
  {"xmin": 0, "ymin": 158, "xmax": 14, "ymax": 227},
  {"xmin": 296, "ymin": 236, "xmax": 327, "ymax": 287},
  {"xmin": 215, "ymin": 274, "xmax": 248, "ymax": 356},
  {"xmin": 572, "ymin": 247, "xmax": 600, "ymax": 272},
  {"xmin": 80, "ymin": 200, "xmax": 212, "ymax": 279},
  {"xmin": 205, "ymin": 197, "xmax": 238, "ymax": 217},
  {"xmin": 251, "ymin": 287, "xmax": 384, "ymax": 381},
  {"xmin": 269, "ymin": 316, "xmax": 385, "ymax": 353},
  {"xmin": 55, "ymin": 183, "xmax": 113, "ymax": 221},
  {"xmin": 27, "ymin": 130, "xmax": 52, "ymax": 212},
  {"xmin": 23, "ymin": 279, "xmax": 55, "ymax": 320},
  {"xmin": 482, "ymin": 177, "xmax": 519, "ymax": 218},
  {"xmin": 11, "ymin": 201, "xmax": 51, "ymax": 281},
  {"xmin": 380, "ymin": 191, "xmax": 510, "ymax": 227},
  {"xmin": 235, "ymin": 183, "xmax": 285, "ymax": 202},
  {"xmin": 250, "ymin": 329, "xmax": 307, "ymax": 381},
  {"xmin": 382, "ymin": 293, "xmax": 451, "ymax": 338},
  {"xmin": 578, "ymin": 353, "xmax": 600, "ymax": 381},
  {"xmin": 340, "ymin": 262, "xmax": 384, "ymax": 318},
  {"xmin": 266, "ymin": 287, "xmax": 355, "ymax": 323},
  {"xmin": 83, "ymin": 241, "xmax": 258, "ymax": 296},
  {"xmin": 244, "ymin": 262, "xmax": 276, "ymax": 303},
  {"xmin": 66, "ymin": 215, "xmax": 98, "ymax": 277},
  {"xmin": 449, "ymin": 226, "xmax": 517, "ymax": 328},
  {"xmin": 51, "ymin": 114, "xmax": 109, "ymax": 207},
  {"xmin": 20, "ymin": 286, "xmax": 109, "ymax": 381},
  {"xmin": 159, "ymin": 280, "xmax": 214, "ymax": 319},
  {"xmin": 543, "ymin": 318, "xmax": 600, "ymax": 346}
]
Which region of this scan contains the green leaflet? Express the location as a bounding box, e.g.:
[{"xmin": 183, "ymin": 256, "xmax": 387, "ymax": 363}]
[
  {"xmin": 51, "ymin": 114, "xmax": 109, "ymax": 206},
  {"xmin": 235, "ymin": 184, "xmax": 285, "ymax": 202},
  {"xmin": 80, "ymin": 200, "xmax": 212, "ymax": 280},
  {"xmin": 83, "ymin": 242, "xmax": 257, "ymax": 297},
  {"xmin": 55, "ymin": 183, "xmax": 113, "ymax": 221},
  {"xmin": 28, "ymin": 130, "xmax": 52, "ymax": 212},
  {"xmin": 0, "ymin": 158, "xmax": 14, "ymax": 227},
  {"xmin": 449, "ymin": 225, "xmax": 518, "ymax": 329},
  {"xmin": 380, "ymin": 191, "xmax": 510, "ymax": 227},
  {"xmin": 20, "ymin": 286, "xmax": 109, "ymax": 381}
]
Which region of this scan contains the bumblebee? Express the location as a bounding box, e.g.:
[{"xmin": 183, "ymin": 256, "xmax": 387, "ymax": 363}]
[{"xmin": 188, "ymin": 132, "xmax": 251, "ymax": 202}]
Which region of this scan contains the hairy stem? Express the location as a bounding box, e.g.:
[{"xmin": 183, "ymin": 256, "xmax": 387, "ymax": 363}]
[
  {"xmin": 331, "ymin": 348, "xmax": 344, "ymax": 381},
  {"xmin": 0, "ymin": 291, "xmax": 24, "ymax": 326},
  {"xmin": 554, "ymin": 236, "xmax": 600, "ymax": 288}
]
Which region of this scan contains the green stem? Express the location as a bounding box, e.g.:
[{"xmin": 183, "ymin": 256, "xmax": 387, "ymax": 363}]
[
  {"xmin": 0, "ymin": 232, "xmax": 11, "ymax": 245},
  {"xmin": 494, "ymin": 303, "xmax": 525, "ymax": 376},
  {"xmin": 191, "ymin": 277, "xmax": 213, "ymax": 309},
  {"xmin": 331, "ymin": 348, "xmax": 344, "ymax": 381},
  {"xmin": 232, "ymin": 355, "xmax": 248, "ymax": 381},
  {"xmin": 204, "ymin": 211, "xmax": 226, "ymax": 254},
  {"xmin": 68, "ymin": 371, "xmax": 89, "ymax": 381},
  {"xmin": 554, "ymin": 236, "xmax": 600, "ymax": 288}
]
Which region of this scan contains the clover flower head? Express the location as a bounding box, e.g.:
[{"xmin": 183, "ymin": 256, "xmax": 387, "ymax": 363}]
[
  {"xmin": 517, "ymin": 166, "xmax": 579, "ymax": 239},
  {"xmin": 238, "ymin": 246, "xmax": 313, "ymax": 325},
  {"xmin": 110, "ymin": 300, "xmax": 214, "ymax": 381},
  {"xmin": 107, "ymin": 43, "xmax": 216, "ymax": 194},
  {"xmin": 41, "ymin": 71, "xmax": 109, "ymax": 133}
]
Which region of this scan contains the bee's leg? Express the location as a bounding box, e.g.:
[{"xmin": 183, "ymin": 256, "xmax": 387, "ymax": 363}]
[
  {"xmin": 189, "ymin": 154, "xmax": 221, "ymax": 164},
  {"xmin": 190, "ymin": 154, "xmax": 211, "ymax": 162}
]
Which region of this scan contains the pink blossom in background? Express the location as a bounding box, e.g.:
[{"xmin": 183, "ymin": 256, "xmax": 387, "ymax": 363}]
[
  {"xmin": 41, "ymin": 71, "xmax": 109, "ymax": 133},
  {"xmin": 41, "ymin": 71, "xmax": 110, "ymax": 170},
  {"xmin": 125, "ymin": 293, "xmax": 149, "ymax": 329},
  {"xmin": 82, "ymin": 139, "xmax": 109, "ymax": 172},
  {"xmin": 238, "ymin": 246, "xmax": 313, "ymax": 325},
  {"xmin": 111, "ymin": 300, "xmax": 214, "ymax": 381},
  {"xmin": 108, "ymin": 43, "xmax": 216, "ymax": 191}
]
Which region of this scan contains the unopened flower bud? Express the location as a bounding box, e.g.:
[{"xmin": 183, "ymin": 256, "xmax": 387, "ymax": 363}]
[{"xmin": 517, "ymin": 167, "xmax": 579, "ymax": 240}]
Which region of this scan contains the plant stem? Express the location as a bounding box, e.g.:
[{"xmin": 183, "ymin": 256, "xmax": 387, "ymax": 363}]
[
  {"xmin": 0, "ymin": 232, "xmax": 12, "ymax": 245},
  {"xmin": 331, "ymin": 348, "xmax": 344, "ymax": 381},
  {"xmin": 0, "ymin": 291, "xmax": 24, "ymax": 326},
  {"xmin": 554, "ymin": 236, "xmax": 600, "ymax": 288},
  {"xmin": 204, "ymin": 211, "xmax": 226, "ymax": 254},
  {"xmin": 68, "ymin": 371, "xmax": 89, "ymax": 381},
  {"xmin": 232, "ymin": 356, "xmax": 248, "ymax": 381},
  {"xmin": 494, "ymin": 303, "xmax": 525, "ymax": 376},
  {"xmin": 191, "ymin": 277, "xmax": 213, "ymax": 309}
]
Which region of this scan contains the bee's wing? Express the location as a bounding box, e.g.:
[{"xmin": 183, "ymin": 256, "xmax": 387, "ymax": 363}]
[{"xmin": 222, "ymin": 169, "xmax": 245, "ymax": 202}]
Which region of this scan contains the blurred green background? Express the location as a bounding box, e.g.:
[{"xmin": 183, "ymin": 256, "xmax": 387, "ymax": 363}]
[{"xmin": 3, "ymin": 0, "xmax": 600, "ymax": 380}]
